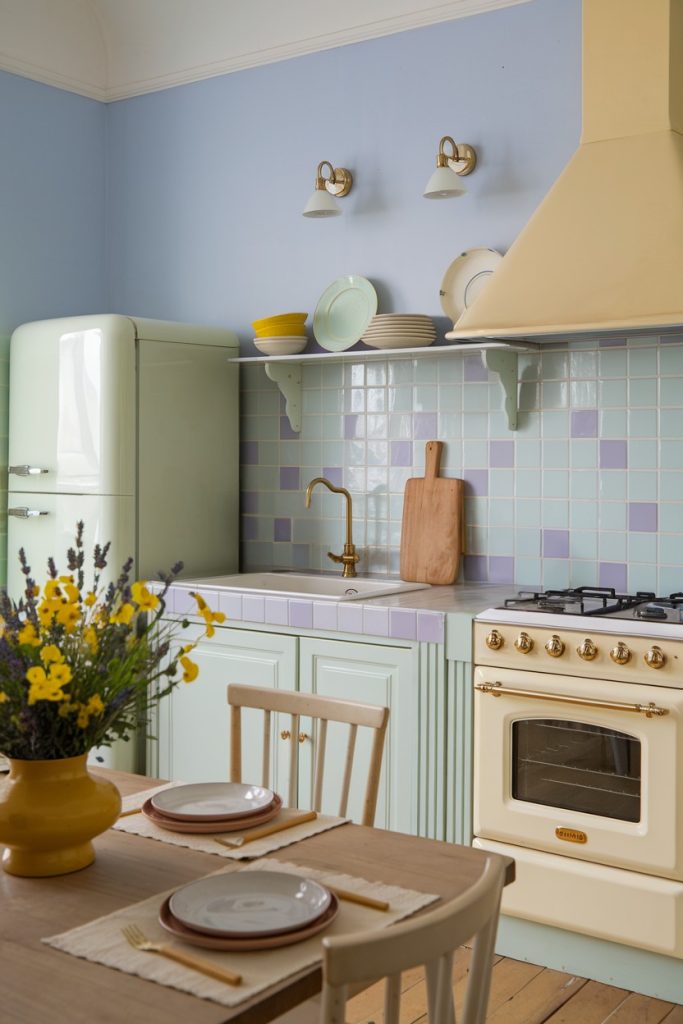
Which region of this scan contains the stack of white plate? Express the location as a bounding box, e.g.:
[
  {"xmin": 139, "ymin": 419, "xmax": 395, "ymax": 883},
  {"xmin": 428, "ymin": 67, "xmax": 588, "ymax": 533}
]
[
  {"xmin": 361, "ymin": 314, "xmax": 436, "ymax": 350},
  {"xmin": 141, "ymin": 781, "xmax": 282, "ymax": 834}
]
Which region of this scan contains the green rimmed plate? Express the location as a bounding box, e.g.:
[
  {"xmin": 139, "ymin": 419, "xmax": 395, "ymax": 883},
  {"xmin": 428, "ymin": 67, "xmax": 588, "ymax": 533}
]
[{"xmin": 313, "ymin": 275, "xmax": 378, "ymax": 351}]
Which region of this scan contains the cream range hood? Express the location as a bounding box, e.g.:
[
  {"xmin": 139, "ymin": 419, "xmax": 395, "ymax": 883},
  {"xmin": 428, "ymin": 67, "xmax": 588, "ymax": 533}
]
[{"xmin": 448, "ymin": 0, "xmax": 683, "ymax": 341}]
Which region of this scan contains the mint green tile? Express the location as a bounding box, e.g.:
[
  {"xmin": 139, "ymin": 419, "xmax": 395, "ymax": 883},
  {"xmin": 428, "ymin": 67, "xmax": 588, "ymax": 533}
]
[
  {"xmin": 628, "ymin": 378, "xmax": 657, "ymax": 406},
  {"xmin": 258, "ymin": 390, "xmax": 281, "ymax": 415},
  {"xmin": 467, "ymin": 526, "xmax": 487, "ymax": 554},
  {"xmin": 463, "ymin": 413, "xmax": 488, "ymax": 439},
  {"xmin": 571, "ymin": 501, "xmax": 598, "ymax": 529},
  {"xmin": 489, "ymin": 528, "xmax": 515, "ymax": 555},
  {"xmin": 628, "ymin": 563, "xmax": 658, "ymax": 592},
  {"xmin": 301, "ymin": 440, "xmax": 322, "ymax": 466},
  {"xmin": 660, "ymin": 345, "xmax": 683, "ymax": 376},
  {"xmin": 366, "ymin": 414, "xmax": 387, "ymax": 439},
  {"xmin": 661, "ymin": 472, "xmax": 683, "ymax": 500},
  {"xmin": 542, "ymin": 501, "xmax": 569, "ymax": 528},
  {"xmin": 490, "ymin": 470, "xmax": 514, "ymax": 497},
  {"xmin": 280, "ymin": 441, "xmax": 301, "ymax": 463},
  {"xmin": 439, "ymin": 413, "xmax": 462, "ymax": 436},
  {"xmin": 387, "ymin": 360, "xmax": 414, "ymax": 385},
  {"xmin": 259, "ymin": 441, "xmax": 279, "ymax": 465},
  {"xmin": 389, "ymin": 494, "xmax": 404, "ymax": 518},
  {"xmin": 599, "ymin": 349, "xmax": 627, "ymax": 378},
  {"xmin": 517, "ymin": 439, "xmax": 541, "ymax": 467},
  {"xmin": 344, "ymin": 363, "xmax": 365, "ymax": 387},
  {"xmin": 303, "ymin": 390, "xmax": 324, "ymax": 414},
  {"xmin": 516, "ymin": 469, "xmax": 542, "ymax": 498},
  {"xmin": 600, "ymin": 410, "xmax": 627, "ymax": 436},
  {"xmin": 628, "ymin": 533, "xmax": 657, "ymax": 562},
  {"xmin": 660, "ymin": 377, "xmax": 683, "ymax": 406},
  {"xmin": 571, "ymin": 471, "xmax": 598, "ymax": 499},
  {"xmin": 541, "ymin": 381, "xmax": 569, "ymax": 408},
  {"xmin": 436, "ymin": 356, "xmax": 463, "ymax": 382},
  {"xmin": 518, "ymin": 354, "xmax": 540, "ymax": 380},
  {"xmin": 599, "ymin": 379, "xmax": 628, "ymax": 407},
  {"xmin": 659, "ymin": 565, "xmax": 683, "ymax": 592},
  {"xmin": 628, "ymin": 471, "xmax": 657, "ymax": 499},
  {"xmin": 660, "ymin": 409, "xmax": 683, "ymax": 437},
  {"xmin": 541, "ymin": 351, "xmax": 569, "ymax": 379},
  {"xmin": 515, "ymin": 558, "xmax": 542, "ymax": 587},
  {"xmin": 570, "ymin": 350, "xmax": 598, "ymax": 378},
  {"xmin": 463, "ymin": 439, "xmax": 488, "ymax": 465},
  {"xmin": 518, "ymin": 381, "xmax": 539, "ymax": 411},
  {"xmin": 628, "ymin": 349, "xmax": 658, "ymax": 376},
  {"xmin": 321, "ymin": 363, "xmax": 343, "ymax": 388},
  {"xmin": 571, "ymin": 440, "xmax": 598, "ymax": 468},
  {"xmin": 570, "ymin": 531, "xmax": 598, "ymax": 559},
  {"xmin": 466, "ymin": 496, "xmax": 489, "ymax": 526},
  {"xmin": 367, "ymin": 388, "xmax": 387, "ymax": 413},
  {"xmin": 346, "ymin": 466, "xmax": 366, "ymax": 491},
  {"xmin": 389, "ymin": 467, "xmax": 411, "ymax": 493},
  {"xmin": 570, "ymin": 561, "xmax": 599, "ymax": 586},
  {"xmin": 344, "ymin": 388, "xmax": 365, "ymax": 412},
  {"xmin": 322, "ymin": 414, "xmax": 344, "ymax": 439},
  {"xmin": 300, "ymin": 415, "xmax": 322, "ymax": 439},
  {"xmin": 542, "ymin": 559, "xmax": 570, "ymax": 589},
  {"xmin": 240, "ymin": 363, "xmax": 265, "ymax": 389},
  {"xmin": 630, "ymin": 439, "xmax": 658, "ymax": 469},
  {"xmin": 659, "ymin": 503, "xmax": 683, "ymax": 533},
  {"xmin": 543, "ymin": 471, "xmax": 568, "ymax": 498},
  {"xmin": 599, "ymin": 472, "xmax": 627, "ymax": 500},
  {"xmin": 542, "ymin": 410, "xmax": 569, "ymax": 437},
  {"xmin": 627, "ymin": 335, "xmax": 658, "ymax": 346},
  {"xmin": 463, "ymin": 385, "xmax": 489, "ymax": 414},
  {"xmin": 302, "ymin": 364, "xmax": 322, "ymax": 388},
  {"xmin": 516, "ymin": 498, "xmax": 542, "ymax": 527},
  {"xmin": 413, "ymin": 385, "xmax": 437, "ymax": 411},
  {"xmin": 346, "ymin": 440, "xmax": 366, "ymax": 466},
  {"xmin": 543, "ymin": 440, "xmax": 569, "ymax": 468},
  {"xmin": 489, "ymin": 411, "xmax": 513, "ymax": 437},
  {"xmin": 388, "ymin": 413, "xmax": 413, "ymax": 439},
  {"xmin": 367, "ymin": 441, "xmax": 388, "ymax": 466},
  {"xmin": 599, "ymin": 531, "xmax": 627, "ymax": 561},
  {"xmin": 367, "ymin": 364, "xmax": 387, "ymax": 386},
  {"xmin": 321, "ymin": 389, "xmax": 343, "ymax": 413},
  {"xmin": 515, "ymin": 528, "xmax": 541, "ymax": 556},
  {"xmin": 489, "ymin": 499, "xmax": 512, "ymax": 527},
  {"xmin": 599, "ymin": 502, "xmax": 626, "ymax": 530},
  {"xmin": 627, "ymin": 409, "xmax": 657, "ymax": 436},
  {"xmin": 438, "ymin": 384, "xmax": 462, "ymax": 412},
  {"xmin": 570, "ymin": 380, "xmax": 597, "ymax": 407},
  {"xmin": 517, "ymin": 411, "xmax": 541, "ymax": 437},
  {"xmin": 415, "ymin": 360, "xmax": 437, "ymax": 384}
]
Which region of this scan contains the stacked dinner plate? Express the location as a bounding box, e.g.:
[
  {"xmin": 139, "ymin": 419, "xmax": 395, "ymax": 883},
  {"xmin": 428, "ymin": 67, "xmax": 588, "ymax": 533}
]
[
  {"xmin": 141, "ymin": 782, "xmax": 282, "ymax": 835},
  {"xmin": 159, "ymin": 870, "xmax": 339, "ymax": 951},
  {"xmin": 361, "ymin": 314, "xmax": 436, "ymax": 350}
]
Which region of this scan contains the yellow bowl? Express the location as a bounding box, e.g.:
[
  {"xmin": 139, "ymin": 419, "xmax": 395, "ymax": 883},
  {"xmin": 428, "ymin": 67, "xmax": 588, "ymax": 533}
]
[
  {"xmin": 255, "ymin": 324, "xmax": 307, "ymax": 338},
  {"xmin": 252, "ymin": 312, "xmax": 307, "ymax": 330}
]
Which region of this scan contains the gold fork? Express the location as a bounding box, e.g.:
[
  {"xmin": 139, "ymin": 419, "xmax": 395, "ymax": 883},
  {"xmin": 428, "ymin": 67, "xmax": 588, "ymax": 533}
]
[{"xmin": 121, "ymin": 923, "xmax": 242, "ymax": 986}]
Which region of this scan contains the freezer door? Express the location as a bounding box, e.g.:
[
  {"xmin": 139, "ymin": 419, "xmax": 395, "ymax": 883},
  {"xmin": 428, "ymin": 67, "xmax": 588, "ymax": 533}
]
[
  {"xmin": 7, "ymin": 492, "xmax": 135, "ymax": 601},
  {"xmin": 8, "ymin": 315, "xmax": 136, "ymax": 495}
]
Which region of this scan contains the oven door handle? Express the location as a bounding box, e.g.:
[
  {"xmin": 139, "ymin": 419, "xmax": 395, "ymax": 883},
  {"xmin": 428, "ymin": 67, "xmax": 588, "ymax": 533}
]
[{"xmin": 475, "ymin": 681, "xmax": 670, "ymax": 718}]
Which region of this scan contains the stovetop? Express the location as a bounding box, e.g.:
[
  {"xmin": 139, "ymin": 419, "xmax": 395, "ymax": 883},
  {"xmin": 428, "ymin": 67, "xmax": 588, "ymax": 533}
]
[{"xmin": 500, "ymin": 588, "xmax": 683, "ymax": 624}]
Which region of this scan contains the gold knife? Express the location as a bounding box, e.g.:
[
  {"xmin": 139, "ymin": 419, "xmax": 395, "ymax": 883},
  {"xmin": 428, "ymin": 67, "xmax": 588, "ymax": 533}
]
[{"xmin": 214, "ymin": 810, "xmax": 317, "ymax": 848}]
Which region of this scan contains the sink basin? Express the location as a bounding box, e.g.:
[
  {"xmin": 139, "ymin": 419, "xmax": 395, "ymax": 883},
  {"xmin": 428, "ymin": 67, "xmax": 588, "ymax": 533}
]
[{"xmin": 180, "ymin": 572, "xmax": 430, "ymax": 602}]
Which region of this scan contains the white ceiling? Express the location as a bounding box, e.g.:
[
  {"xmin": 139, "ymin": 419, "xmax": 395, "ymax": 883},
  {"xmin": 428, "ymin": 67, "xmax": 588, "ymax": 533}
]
[{"xmin": 0, "ymin": 0, "xmax": 529, "ymax": 101}]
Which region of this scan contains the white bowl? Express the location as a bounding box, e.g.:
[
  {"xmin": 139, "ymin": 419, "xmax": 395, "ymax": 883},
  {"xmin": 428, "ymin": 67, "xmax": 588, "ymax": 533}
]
[{"xmin": 253, "ymin": 336, "xmax": 307, "ymax": 356}]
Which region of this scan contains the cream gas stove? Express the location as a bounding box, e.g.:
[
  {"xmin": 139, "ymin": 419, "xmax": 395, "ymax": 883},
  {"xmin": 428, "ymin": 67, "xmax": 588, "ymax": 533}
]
[{"xmin": 472, "ymin": 587, "xmax": 683, "ymax": 959}]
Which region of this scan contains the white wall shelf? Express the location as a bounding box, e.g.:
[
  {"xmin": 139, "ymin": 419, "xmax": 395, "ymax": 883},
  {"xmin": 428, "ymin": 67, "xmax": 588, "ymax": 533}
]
[{"xmin": 231, "ymin": 341, "xmax": 539, "ymax": 431}]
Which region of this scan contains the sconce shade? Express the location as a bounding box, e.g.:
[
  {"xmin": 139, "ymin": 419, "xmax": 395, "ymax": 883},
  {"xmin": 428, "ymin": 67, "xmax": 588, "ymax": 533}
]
[
  {"xmin": 423, "ymin": 165, "xmax": 467, "ymax": 199},
  {"xmin": 302, "ymin": 188, "xmax": 342, "ymax": 217}
]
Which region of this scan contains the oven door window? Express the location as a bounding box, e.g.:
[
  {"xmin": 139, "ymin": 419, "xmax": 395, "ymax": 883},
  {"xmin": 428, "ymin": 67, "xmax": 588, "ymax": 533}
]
[{"xmin": 512, "ymin": 719, "xmax": 641, "ymax": 822}]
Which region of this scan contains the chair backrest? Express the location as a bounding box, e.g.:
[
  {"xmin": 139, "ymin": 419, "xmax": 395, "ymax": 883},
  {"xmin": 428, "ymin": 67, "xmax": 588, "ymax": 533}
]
[
  {"xmin": 226, "ymin": 684, "xmax": 390, "ymax": 827},
  {"xmin": 320, "ymin": 856, "xmax": 506, "ymax": 1024}
]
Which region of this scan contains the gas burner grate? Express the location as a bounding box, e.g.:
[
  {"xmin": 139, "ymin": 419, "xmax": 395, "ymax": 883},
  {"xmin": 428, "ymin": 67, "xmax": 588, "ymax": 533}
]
[{"xmin": 503, "ymin": 587, "xmax": 657, "ymax": 616}]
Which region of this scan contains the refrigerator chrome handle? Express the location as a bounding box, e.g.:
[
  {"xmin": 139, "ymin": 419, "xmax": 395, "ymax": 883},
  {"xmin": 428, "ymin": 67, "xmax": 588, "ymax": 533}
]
[
  {"xmin": 8, "ymin": 507, "xmax": 49, "ymax": 519},
  {"xmin": 9, "ymin": 465, "xmax": 49, "ymax": 476}
]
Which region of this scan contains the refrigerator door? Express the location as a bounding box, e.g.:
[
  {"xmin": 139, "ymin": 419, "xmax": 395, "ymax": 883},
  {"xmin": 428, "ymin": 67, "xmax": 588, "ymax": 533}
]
[
  {"xmin": 8, "ymin": 315, "xmax": 136, "ymax": 495},
  {"xmin": 7, "ymin": 492, "xmax": 135, "ymax": 601}
]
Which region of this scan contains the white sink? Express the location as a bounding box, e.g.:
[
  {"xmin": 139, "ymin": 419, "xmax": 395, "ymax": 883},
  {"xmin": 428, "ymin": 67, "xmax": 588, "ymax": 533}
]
[{"xmin": 181, "ymin": 572, "xmax": 430, "ymax": 602}]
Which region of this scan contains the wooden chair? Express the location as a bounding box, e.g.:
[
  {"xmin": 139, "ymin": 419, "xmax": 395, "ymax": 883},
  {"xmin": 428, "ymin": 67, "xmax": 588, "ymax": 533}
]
[
  {"xmin": 227, "ymin": 684, "xmax": 390, "ymax": 826},
  {"xmin": 320, "ymin": 856, "xmax": 506, "ymax": 1024}
]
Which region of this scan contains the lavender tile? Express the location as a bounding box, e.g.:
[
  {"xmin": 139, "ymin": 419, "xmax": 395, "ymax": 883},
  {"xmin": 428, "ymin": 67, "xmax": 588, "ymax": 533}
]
[
  {"xmin": 344, "ymin": 414, "xmax": 359, "ymax": 439},
  {"xmin": 543, "ymin": 529, "xmax": 570, "ymax": 558},
  {"xmin": 417, "ymin": 611, "xmax": 445, "ymax": 644},
  {"xmin": 463, "ymin": 555, "xmax": 488, "ymax": 581},
  {"xmin": 280, "ymin": 466, "xmax": 300, "ymax": 490},
  {"xmin": 363, "ymin": 606, "xmax": 389, "ymax": 637},
  {"xmin": 628, "ymin": 502, "xmax": 658, "ymax": 532},
  {"xmin": 265, "ymin": 597, "xmax": 288, "ymax": 625},
  {"xmin": 599, "ymin": 562, "xmax": 628, "ymax": 591},
  {"xmin": 240, "ymin": 440, "xmax": 258, "ymax": 464},
  {"xmin": 391, "ymin": 440, "xmax": 412, "ymax": 466},
  {"xmin": 242, "ymin": 594, "xmax": 265, "ymax": 623},
  {"xmin": 464, "ymin": 355, "xmax": 488, "ymax": 381},
  {"xmin": 571, "ymin": 409, "xmax": 598, "ymax": 438},
  {"xmin": 274, "ymin": 517, "xmax": 291, "ymax": 542},
  {"xmin": 464, "ymin": 469, "xmax": 489, "ymax": 497},
  {"xmin": 280, "ymin": 415, "xmax": 299, "ymax": 439},
  {"xmin": 313, "ymin": 602, "xmax": 338, "ymax": 631},
  {"xmin": 389, "ymin": 608, "xmax": 417, "ymax": 640},
  {"xmin": 489, "ymin": 556, "xmax": 515, "ymax": 583},
  {"xmin": 289, "ymin": 600, "xmax": 313, "ymax": 629},
  {"xmin": 322, "ymin": 467, "xmax": 343, "ymax": 487},
  {"xmin": 414, "ymin": 412, "xmax": 438, "ymax": 440},
  {"xmin": 337, "ymin": 603, "xmax": 363, "ymax": 635},
  {"xmin": 241, "ymin": 491, "xmax": 259, "ymax": 514},
  {"xmin": 489, "ymin": 440, "xmax": 514, "ymax": 468},
  {"xmin": 600, "ymin": 440, "xmax": 628, "ymax": 469},
  {"xmin": 219, "ymin": 592, "xmax": 243, "ymax": 619},
  {"xmin": 598, "ymin": 336, "xmax": 627, "ymax": 348}
]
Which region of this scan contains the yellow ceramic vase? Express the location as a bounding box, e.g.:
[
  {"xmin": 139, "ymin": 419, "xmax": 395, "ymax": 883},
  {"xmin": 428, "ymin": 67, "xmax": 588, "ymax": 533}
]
[{"xmin": 0, "ymin": 754, "xmax": 121, "ymax": 877}]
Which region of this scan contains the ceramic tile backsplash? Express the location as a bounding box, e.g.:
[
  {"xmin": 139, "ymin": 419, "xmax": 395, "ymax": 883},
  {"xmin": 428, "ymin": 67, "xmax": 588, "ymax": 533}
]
[{"xmin": 240, "ymin": 336, "xmax": 683, "ymax": 593}]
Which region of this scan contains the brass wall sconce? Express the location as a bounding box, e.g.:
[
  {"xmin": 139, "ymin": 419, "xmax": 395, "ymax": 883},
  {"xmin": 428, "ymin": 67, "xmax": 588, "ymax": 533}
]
[
  {"xmin": 302, "ymin": 160, "xmax": 353, "ymax": 218},
  {"xmin": 423, "ymin": 136, "xmax": 477, "ymax": 199}
]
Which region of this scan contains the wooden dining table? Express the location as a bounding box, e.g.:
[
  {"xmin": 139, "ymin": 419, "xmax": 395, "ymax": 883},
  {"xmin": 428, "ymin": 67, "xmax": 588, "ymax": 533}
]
[{"xmin": 0, "ymin": 769, "xmax": 514, "ymax": 1024}]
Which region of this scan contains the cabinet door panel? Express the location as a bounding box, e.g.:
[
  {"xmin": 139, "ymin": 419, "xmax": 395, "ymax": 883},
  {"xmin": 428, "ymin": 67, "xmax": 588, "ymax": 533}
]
[
  {"xmin": 154, "ymin": 625, "xmax": 296, "ymax": 788},
  {"xmin": 298, "ymin": 637, "xmax": 417, "ymax": 834}
]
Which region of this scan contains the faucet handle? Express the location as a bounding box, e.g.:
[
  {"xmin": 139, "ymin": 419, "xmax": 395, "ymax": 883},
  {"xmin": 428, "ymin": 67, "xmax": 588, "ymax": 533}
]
[{"xmin": 327, "ymin": 545, "xmax": 360, "ymax": 578}]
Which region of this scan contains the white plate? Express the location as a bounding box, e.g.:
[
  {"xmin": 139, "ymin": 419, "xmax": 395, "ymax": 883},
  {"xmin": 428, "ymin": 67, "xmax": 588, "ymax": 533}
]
[
  {"xmin": 169, "ymin": 870, "xmax": 332, "ymax": 937},
  {"xmin": 439, "ymin": 247, "xmax": 503, "ymax": 323},
  {"xmin": 363, "ymin": 327, "xmax": 436, "ymax": 336},
  {"xmin": 313, "ymin": 275, "xmax": 378, "ymax": 351},
  {"xmin": 364, "ymin": 335, "xmax": 435, "ymax": 350},
  {"xmin": 151, "ymin": 782, "xmax": 275, "ymax": 822}
]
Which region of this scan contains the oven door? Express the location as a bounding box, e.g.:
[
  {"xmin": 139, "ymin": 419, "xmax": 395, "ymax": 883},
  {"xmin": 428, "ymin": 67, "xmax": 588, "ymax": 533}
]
[{"xmin": 473, "ymin": 665, "xmax": 683, "ymax": 880}]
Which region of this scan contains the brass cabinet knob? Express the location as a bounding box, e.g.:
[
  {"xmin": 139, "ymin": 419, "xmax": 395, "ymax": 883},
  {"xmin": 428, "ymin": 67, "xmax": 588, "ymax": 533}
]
[
  {"xmin": 544, "ymin": 634, "xmax": 565, "ymax": 658},
  {"xmin": 514, "ymin": 631, "xmax": 534, "ymax": 654},
  {"xmin": 610, "ymin": 641, "xmax": 631, "ymax": 665},
  {"xmin": 280, "ymin": 730, "xmax": 309, "ymax": 743},
  {"xmin": 486, "ymin": 629, "xmax": 504, "ymax": 650},
  {"xmin": 645, "ymin": 645, "xmax": 666, "ymax": 669},
  {"xmin": 577, "ymin": 638, "xmax": 598, "ymax": 661}
]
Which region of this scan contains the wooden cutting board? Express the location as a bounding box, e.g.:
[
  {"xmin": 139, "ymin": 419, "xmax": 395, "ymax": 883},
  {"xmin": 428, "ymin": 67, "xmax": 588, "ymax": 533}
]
[{"xmin": 400, "ymin": 441, "xmax": 464, "ymax": 584}]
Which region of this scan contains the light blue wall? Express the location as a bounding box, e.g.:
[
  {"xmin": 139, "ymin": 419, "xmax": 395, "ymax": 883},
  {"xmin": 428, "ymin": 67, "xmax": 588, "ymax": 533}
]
[{"xmin": 0, "ymin": 69, "xmax": 106, "ymax": 583}]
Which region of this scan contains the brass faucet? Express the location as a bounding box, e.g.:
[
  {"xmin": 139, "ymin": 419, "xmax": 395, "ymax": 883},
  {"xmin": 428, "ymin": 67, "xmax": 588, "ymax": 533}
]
[{"xmin": 305, "ymin": 477, "xmax": 360, "ymax": 578}]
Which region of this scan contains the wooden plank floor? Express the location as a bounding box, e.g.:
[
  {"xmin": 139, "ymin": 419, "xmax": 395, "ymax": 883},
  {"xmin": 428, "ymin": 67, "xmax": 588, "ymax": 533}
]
[{"xmin": 346, "ymin": 948, "xmax": 683, "ymax": 1023}]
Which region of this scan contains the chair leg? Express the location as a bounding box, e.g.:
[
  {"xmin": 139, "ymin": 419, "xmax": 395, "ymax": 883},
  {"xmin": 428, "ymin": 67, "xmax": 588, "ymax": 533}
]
[
  {"xmin": 461, "ymin": 900, "xmax": 501, "ymax": 1024},
  {"xmin": 384, "ymin": 973, "xmax": 401, "ymax": 1024},
  {"xmin": 321, "ymin": 982, "xmax": 348, "ymax": 1024},
  {"xmin": 426, "ymin": 956, "xmax": 455, "ymax": 1023}
]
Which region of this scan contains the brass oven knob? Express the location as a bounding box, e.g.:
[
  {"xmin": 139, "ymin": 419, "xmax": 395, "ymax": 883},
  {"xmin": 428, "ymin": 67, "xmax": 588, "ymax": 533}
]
[
  {"xmin": 544, "ymin": 634, "xmax": 565, "ymax": 658},
  {"xmin": 486, "ymin": 629, "xmax": 504, "ymax": 650},
  {"xmin": 514, "ymin": 631, "xmax": 534, "ymax": 654},
  {"xmin": 644, "ymin": 645, "xmax": 666, "ymax": 669},
  {"xmin": 610, "ymin": 641, "xmax": 631, "ymax": 665},
  {"xmin": 577, "ymin": 638, "xmax": 598, "ymax": 661}
]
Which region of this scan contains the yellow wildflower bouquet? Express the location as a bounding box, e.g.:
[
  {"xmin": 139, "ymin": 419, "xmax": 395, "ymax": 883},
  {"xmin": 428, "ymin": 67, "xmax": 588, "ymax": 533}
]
[{"xmin": 0, "ymin": 522, "xmax": 224, "ymax": 761}]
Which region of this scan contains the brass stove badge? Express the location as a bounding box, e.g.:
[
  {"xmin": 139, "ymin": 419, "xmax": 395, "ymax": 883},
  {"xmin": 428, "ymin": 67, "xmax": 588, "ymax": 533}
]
[{"xmin": 555, "ymin": 826, "xmax": 587, "ymax": 844}]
